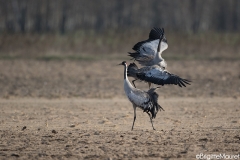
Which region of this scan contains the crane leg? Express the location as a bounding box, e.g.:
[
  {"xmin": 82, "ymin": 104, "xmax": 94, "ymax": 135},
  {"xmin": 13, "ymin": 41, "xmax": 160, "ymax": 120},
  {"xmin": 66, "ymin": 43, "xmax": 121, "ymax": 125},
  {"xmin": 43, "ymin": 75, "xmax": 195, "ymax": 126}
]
[
  {"xmin": 147, "ymin": 112, "xmax": 155, "ymax": 130},
  {"xmin": 148, "ymin": 82, "xmax": 151, "ymax": 89},
  {"xmin": 132, "ymin": 80, "xmax": 137, "ymax": 88},
  {"xmin": 131, "ymin": 105, "xmax": 137, "ymax": 130}
]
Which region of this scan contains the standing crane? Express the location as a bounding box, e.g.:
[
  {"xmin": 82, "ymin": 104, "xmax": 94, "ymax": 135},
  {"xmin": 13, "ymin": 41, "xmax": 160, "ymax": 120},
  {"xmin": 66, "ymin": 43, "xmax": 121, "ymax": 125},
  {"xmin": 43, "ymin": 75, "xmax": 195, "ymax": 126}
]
[
  {"xmin": 119, "ymin": 61, "xmax": 164, "ymax": 130},
  {"xmin": 127, "ymin": 62, "xmax": 191, "ymax": 88},
  {"xmin": 128, "ymin": 27, "xmax": 168, "ymax": 68}
]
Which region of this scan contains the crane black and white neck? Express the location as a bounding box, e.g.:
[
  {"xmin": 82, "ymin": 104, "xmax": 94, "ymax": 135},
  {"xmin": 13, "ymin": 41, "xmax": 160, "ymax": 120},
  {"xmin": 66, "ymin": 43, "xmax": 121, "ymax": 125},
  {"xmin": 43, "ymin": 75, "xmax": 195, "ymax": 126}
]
[
  {"xmin": 127, "ymin": 62, "xmax": 191, "ymax": 88},
  {"xmin": 128, "ymin": 27, "xmax": 168, "ymax": 68},
  {"xmin": 119, "ymin": 61, "xmax": 164, "ymax": 130}
]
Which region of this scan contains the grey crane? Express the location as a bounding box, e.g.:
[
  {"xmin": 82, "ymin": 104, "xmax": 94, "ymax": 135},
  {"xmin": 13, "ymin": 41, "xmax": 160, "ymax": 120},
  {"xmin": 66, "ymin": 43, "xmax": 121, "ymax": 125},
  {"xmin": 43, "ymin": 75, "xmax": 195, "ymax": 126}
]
[
  {"xmin": 128, "ymin": 27, "xmax": 168, "ymax": 68},
  {"xmin": 119, "ymin": 61, "xmax": 164, "ymax": 130},
  {"xmin": 127, "ymin": 62, "xmax": 191, "ymax": 88}
]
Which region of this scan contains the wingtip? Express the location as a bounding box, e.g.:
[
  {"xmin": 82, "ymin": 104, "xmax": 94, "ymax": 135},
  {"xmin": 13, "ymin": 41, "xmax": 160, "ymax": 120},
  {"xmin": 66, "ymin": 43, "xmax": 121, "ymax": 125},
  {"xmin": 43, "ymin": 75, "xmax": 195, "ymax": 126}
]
[
  {"xmin": 182, "ymin": 79, "xmax": 191, "ymax": 85},
  {"xmin": 149, "ymin": 27, "xmax": 164, "ymax": 40}
]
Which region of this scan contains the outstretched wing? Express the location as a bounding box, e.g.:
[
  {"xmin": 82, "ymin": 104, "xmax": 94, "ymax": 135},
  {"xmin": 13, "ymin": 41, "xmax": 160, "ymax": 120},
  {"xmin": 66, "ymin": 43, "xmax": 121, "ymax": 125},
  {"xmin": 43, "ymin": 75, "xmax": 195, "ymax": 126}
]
[{"xmin": 136, "ymin": 67, "xmax": 191, "ymax": 87}]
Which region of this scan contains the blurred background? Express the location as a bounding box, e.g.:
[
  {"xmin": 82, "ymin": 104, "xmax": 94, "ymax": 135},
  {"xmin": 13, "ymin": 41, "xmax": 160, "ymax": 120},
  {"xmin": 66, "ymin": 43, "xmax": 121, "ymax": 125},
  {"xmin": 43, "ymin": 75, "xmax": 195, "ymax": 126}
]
[
  {"xmin": 0, "ymin": 0, "xmax": 240, "ymax": 58},
  {"xmin": 0, "ymin": 0, "xmax": 239, "ymax": 98},
  {"xmin": 1, "ymin": 0, "xmax": 240, "ymax": 33}
]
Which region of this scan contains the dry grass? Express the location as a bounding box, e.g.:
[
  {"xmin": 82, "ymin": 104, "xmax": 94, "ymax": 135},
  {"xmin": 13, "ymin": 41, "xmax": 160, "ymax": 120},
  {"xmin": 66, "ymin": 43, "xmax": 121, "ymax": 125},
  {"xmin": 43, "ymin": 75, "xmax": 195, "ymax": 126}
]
[{"xmin": 0, "ymin": 30, "xmax": 240, "ymax": 60}]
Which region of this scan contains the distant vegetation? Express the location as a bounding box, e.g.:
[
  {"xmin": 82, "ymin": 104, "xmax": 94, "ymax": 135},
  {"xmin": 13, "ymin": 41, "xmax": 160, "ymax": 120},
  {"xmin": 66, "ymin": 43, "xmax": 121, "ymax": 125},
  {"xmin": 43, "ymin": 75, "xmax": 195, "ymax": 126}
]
[
  {"xmin": 0, "ymin": 30, "xmax": 239, "ymax": 60},
  {"xmin": 0, "ymin": 0, "xmax": 239, "ymax": 60},
  {"xmin": 0, "ymin": 0, "xmax": 240, "ymax": 33}
]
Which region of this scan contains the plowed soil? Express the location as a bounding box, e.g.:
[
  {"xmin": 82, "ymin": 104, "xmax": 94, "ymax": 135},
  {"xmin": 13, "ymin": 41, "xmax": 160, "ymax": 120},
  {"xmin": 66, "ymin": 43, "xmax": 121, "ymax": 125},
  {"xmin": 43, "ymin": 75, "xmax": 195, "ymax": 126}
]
[{"xmin": 0, "ymin": 59, "xmax": 240, "ymax": 159}]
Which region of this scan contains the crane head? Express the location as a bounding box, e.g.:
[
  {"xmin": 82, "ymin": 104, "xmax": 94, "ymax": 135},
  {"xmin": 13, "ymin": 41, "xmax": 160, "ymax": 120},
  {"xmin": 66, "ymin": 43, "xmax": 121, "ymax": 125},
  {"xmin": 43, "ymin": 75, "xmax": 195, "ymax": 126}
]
[{"xmin": 118, "ymin": 61, "xmax": 127, "ymax": 66}]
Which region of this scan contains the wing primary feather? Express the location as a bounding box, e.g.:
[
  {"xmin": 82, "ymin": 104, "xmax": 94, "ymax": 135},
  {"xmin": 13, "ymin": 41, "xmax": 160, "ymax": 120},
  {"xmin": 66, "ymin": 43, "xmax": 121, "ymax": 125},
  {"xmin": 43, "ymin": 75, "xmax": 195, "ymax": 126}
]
[
  {"xmin": 178, "ymin": 81, "xmax": 182, "ymax": 87},
  {"xmin": 149, "ymin": 27, "xmax": 164, "ymax": 40},
  {"xmin": 184, "ymin": 79, "xmax": 191, "ymax": 82},
  {"xmin": 179, "ymin": 80, "xmax": 186, "ymax": 87},
  {"xmin": 182, "ymin": 79, "xmax": 191, "ymax": 85},
  {"xmin": 177, "ymin": 77, "xmax": 183, "ymax": 87}
]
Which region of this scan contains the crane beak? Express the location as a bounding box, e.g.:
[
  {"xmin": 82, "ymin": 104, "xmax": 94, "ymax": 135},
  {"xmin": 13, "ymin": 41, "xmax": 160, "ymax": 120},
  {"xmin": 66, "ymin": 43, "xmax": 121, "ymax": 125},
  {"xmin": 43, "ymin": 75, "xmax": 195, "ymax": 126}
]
[{"xmin": 118, "ymin": 61, "xmax": 127, "ymax": 65}]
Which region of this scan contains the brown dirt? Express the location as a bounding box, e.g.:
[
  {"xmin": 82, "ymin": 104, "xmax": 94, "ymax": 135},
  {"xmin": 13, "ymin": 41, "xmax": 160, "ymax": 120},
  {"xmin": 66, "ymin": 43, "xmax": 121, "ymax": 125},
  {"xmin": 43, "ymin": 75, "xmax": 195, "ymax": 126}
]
[
  {"xmin": 0, "ymin": 98, "xmax": 240, "ymax": 159},
  {"xmin": 0, "ymin": 59, "xmax": 240, "ymax": 159},
  {"xmin": 0, "ymin": 59, "xmax": 239, "ymax": 99}
]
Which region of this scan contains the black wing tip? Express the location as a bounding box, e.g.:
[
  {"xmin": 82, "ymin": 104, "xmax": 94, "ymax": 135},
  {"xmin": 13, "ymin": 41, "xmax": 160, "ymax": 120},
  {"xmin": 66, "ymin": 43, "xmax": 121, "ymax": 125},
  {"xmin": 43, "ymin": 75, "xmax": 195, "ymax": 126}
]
[
  {"xmin": 128, "ymin": 62, "xmax": 138, "ymax": 69},
  {"xmin": 167, "ymin": 73, "xmax": 191, "ymax": 87},
  {"xmin": 152, "ymin": 76, "xmax": 191, "ymax": 87},
  {"xmin": 182, "ymin": 79, "xmax": 191, "ymax": 85},
  {"xmin": 178, "ymin": 78, "xmax": 191, "ymax": 87},
  {"xmin": 149, "ymin": 27, "xmax": 164, "ymax": 40},
  {"xmin": 178, "ymin": 80, "xmax": 185, "ymax": 87},
  {"xmin": 128, "ymin": 52, "xmax": 140, "ymax": 58}
]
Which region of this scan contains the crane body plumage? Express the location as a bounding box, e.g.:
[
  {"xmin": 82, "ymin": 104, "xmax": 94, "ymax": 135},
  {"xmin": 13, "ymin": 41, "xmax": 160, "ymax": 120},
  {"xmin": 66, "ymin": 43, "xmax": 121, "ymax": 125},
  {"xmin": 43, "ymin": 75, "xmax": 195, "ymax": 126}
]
[{"xmin": 119, "ymin": 61, "xmax": 164, "ymax": 130}]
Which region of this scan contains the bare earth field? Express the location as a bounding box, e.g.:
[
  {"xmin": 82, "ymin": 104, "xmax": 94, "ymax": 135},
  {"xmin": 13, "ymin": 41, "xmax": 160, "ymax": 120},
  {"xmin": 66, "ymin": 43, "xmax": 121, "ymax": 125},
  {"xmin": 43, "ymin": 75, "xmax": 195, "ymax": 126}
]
[{"xmin": 0, "ymin": 59, "xmax": 240, "ymax": 159}]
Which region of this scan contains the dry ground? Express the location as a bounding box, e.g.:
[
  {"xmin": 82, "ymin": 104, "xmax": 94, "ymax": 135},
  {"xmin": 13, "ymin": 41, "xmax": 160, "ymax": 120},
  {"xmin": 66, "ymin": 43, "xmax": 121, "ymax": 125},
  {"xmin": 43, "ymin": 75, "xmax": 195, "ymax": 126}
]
[
  {"xmin": 0, "ymin": 59, "xmax": 239, "ymax": 99},
  {"xmin": 0, "ymin": 59, "xmax": 240, "ymax": 159},
  {"xmin": 0, "ymin": 98, "xmax": 240, "ymax": 160}
]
